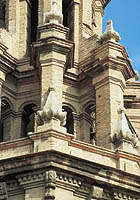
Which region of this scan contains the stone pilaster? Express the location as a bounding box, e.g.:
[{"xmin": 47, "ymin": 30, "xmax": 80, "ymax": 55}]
[
  {"xmin": 80, "ymin": 112, "xmax": 92, "ymax": 143},
  {"xmin": 91, "ymin": 21, "xmax": 136, "ymax": 150},
  {"xmin": 33, "ymin": 0, "xmax": 74, "ymax": 131}
]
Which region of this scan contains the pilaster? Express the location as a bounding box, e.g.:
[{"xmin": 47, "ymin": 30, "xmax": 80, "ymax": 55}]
[{"xmin": 91, "ymin": 21, "xmax": 137, "ymax": 151}]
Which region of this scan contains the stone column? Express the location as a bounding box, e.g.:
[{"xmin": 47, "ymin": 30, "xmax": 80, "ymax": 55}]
[
  {"xmin": 73, "ymin": 112, "xmax": 80, "ymax": 139},
  {"xmin": 80, "ymin": 112, "xmax": 91, "ymax": 143}
]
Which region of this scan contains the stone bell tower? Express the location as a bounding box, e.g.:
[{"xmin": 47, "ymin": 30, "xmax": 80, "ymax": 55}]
[{"xmin": 0, "ymin": 0, "xmax": 140, "ymax": 199}]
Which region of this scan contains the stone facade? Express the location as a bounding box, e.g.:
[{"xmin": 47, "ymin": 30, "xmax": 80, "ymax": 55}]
[{"xmin": 0, "ymin": 0, "xmax": 140, "ymax": 199}]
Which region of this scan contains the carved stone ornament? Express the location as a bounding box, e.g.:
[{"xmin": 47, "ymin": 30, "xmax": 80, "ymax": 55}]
[
  {"xmin": 44, "ymin": 0, "xmax": 63, "ymax": 24},
  {"xmin": 0, "ymin": 182, "xmax": 8, "ymax": 200},
  {"xmin": 101, "ymin": 20, "xmax": 120, "ymax": 43},
  {"xmin": 37, "ymin": 87, "xmax": 66, "ymax": 126},
  {"xmin": 110, "ymin": 106, "xmax": 140, "ymax": 148},
  {"xmin": 92, "ymin": 185, "xmax": 103, "ymax": 199},
  {"xmin": 45, "ymin": 170, "xmax": 56, "ymax": 200}
]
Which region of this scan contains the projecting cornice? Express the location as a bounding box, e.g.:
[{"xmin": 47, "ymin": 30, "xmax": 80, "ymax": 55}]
[{"xmin": 101, "ymin": 0, "xmax": 111, "ymax": 9}]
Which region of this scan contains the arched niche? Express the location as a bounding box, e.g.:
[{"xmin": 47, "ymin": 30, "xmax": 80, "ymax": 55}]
[
  {"xmin": 0, "ymin": 99, "xmax": 13, "ymax": 142},
  {"xmin": 21, "ymin": 103, "xmax": 37, "ymax": 137},
  {"xmin": 84, "ymin": 103, "xmax": 96, "ymax": 144},
  {"xmin": 62, "ymin": 105, "xmax": 74, "ymax": 135}
]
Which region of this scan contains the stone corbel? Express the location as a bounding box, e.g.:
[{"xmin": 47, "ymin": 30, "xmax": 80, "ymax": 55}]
[
  {"xmin": 45, "ymin": 170, "xmax": 56, "ymax": 200},
  {"xmin": 0, "ymin": 182, "xmax": 8, "ymax": 200},
  {"xmin": 90, "ymin": 185, "xmax": 103, "ymax": 200}
]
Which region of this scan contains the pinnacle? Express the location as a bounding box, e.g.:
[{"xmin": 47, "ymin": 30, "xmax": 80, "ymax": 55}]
[{"xmin": 101, "ymin": 20, "xmax": 121, "ymax": 43}]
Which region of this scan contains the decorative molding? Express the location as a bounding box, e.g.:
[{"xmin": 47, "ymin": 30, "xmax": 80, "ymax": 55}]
[
  {"xmin": 17, "ymin": 171, "xmax": 45, "ymax": 190},
  {"xmin": 56, "ymin": 172, "xmax": 82, "ymax": 187},
  {"xmin": 113, "ymin": 190, "xmax": 140, "ymax": 200},
  {"xmin": 45, "ymin": 170, "xmax": 56, "ymax": 200}
]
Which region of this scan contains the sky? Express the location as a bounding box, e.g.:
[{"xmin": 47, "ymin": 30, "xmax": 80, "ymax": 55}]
[{"xmin": 102, "ymin": 0, "xmax": 140, "ymax": 77}]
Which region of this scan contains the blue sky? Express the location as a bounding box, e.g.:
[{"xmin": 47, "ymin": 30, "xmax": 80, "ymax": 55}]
[{"xmin": 102, "ymin": 0, "xmax": 140, "ymax": 76}]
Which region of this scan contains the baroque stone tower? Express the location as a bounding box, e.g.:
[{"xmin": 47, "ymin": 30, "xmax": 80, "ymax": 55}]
[{"xmin": 0, "ymin": 0, "xmax": 140, "ymax": 199}]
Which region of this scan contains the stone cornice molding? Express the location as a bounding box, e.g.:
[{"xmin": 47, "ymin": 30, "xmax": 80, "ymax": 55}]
[
  {"xmin": 17, "ymin": 171, "xmax": 45, "ymax": 189},
  {"xmin": 100, "ymin": 0, "xmax": 111, "ymax": 9},
  {"xmin": 93, "ymin": 75, "xmax": 125, "ymax": 92},
  {"xmin": 0, "ymin": 45, "xmax": 17, "ymax": 74},
  {"xmin": 89, "ymin": 56, "xmax": 134, "ymax": 81},
  {"xmin": 113, "ymin": 190, "xmax": 139, "ymax": 200}
]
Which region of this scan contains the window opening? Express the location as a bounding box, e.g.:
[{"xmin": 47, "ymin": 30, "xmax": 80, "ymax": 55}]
[
  {"xmin": 85, "ymin": 103, "xmax": 96, "ymax": 144},
  {"xmin": 0, "ymin": 2, "xmax": 6, "ymax": 28},
  {"xmin": 62, "ymin": 0, "xmax": 73, "ymax": 40},
  {"xmin": 63, "ymin": 106, "xmax": 74, "ymax": 134},
  {"xmin": 30, "ymin": 0, "xmax": 38, "ymax": 43},
  {"xmin": 22, "ymin": 104, "xmax": 36, "ymax": 137},
  {"xmin": 0, "ymin": 100, "xmax": 11, "ymax": 142}
]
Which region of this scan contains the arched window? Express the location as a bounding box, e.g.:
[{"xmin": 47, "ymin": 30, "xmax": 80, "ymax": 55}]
[
  {"xmin": 62, "ymin": 106, "xmax": 74, "ymax": 134},
  {"xmin": 62, "ymin": 0, "xmax": 74, "ymax": 40},
  {"xmin": 30, "ymin": 0, "xmax": 38, "ymax": 43},
  {"xmin": 0, "ymin": 100, "xmax": 11, "ymax": 142},
  {"xmin": 0, "ymin": 1, "xmax": 6, "ymax": 28},
  {"xmin": 85, "ymin": 103, "xmax": 96, "ymax": 144},
  {"xmin": 21, "ymin": 104, "xmax": 36, "ymax": 137}
]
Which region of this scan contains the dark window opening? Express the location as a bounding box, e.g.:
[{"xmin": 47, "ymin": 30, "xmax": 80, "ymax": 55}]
[
  {"xmin": 62, "ymin": 0, "xmax": 73, "ymax": 40},
  {"xmin": 85, "ymin": 103, "xmax": 96, "ymax": 144},
  {"xmin": 22, "ymin": 104, "xmax": 36, "ymax": 137},
  {"xmin": 0, "ymin": 3, "xmax": 6, "ymax": 28},
  {"xmin": 62, "ymin": 0, "xmax": 69, "ymax": 27},
  {"xmin": 63, "ymin": 106, "xmax": 74, "ymax": 134},
  {"xmin": 0, "ymin": 100, "xmax": 11, "ymax": 142},
  {"xmin": 30, "ymin": 0, "xmax": 38, "ymax": 43},
  {"xmin": 0, "ymin": 123, "xmax": 4, "ymax": 142}
]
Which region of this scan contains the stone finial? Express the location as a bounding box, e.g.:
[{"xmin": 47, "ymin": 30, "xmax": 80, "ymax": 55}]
[
  {"xmin": 37, "ymin": 87, "xmax": 66, "ymax": 126},
  {"xmin": 44, "ymin": 0, "xmax": 63, "ymax": 24},
  {"xmin": 110, "ymin": 106, "xmax": 139, "ymax": 148},
  {"xmin": 101, "ymin": 20, "xmax": 120, "ymax": 43}
]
